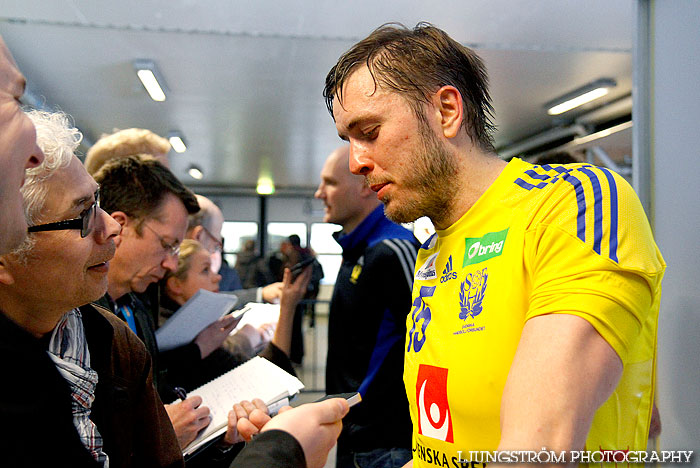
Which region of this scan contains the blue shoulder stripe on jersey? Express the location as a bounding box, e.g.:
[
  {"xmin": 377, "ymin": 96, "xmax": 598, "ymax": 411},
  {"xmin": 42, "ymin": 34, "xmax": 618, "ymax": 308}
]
[
  {"xmin": 561, "ymin": 172, "xmax": 587, "ymax": 243},
  {"xmin": 578, "ymin": 167, "xmax": 604, "ymax": 255},
  {"xmin": 524, "ymin": 169, "xmax": 552, "ymax": 180},
  {"xmin": 598, "ymin": 167, "xmax": 620, "ymax": 262},
  {"xmin": 514, "ymin": 178, "xmax": 548, "ymax": 190}
]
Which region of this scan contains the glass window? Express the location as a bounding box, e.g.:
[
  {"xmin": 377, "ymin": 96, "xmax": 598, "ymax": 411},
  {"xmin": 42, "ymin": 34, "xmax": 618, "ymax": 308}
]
[
  {"xmin": 221, "ymin": 221, "xmax": 258, "ymax": 253},
  {"xmin": 316, "ymin": 254, "xmax": 342, "ymax": 285},
  {"xmin": 267, "ymin": 222, "xmax": 307, "ymax": 252},
  {"xmin": 310, "ymin": 223, "xmax": 342, "ymax": 254}
]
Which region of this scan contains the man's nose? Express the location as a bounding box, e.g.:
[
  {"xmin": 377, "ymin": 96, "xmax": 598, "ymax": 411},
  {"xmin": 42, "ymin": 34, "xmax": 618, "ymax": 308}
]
[
  {"xmin": 348, "ymin": 143, "xmax": 374, "ymax": 176},
  {"xmin": 162, "ymin": 252, "xmax": 178, "ymax": 271},
  {"xmin": 96, "ymin": 208, "xmax": 121, "ymax": 242},
  {"xmin": 314, "ymin": 183, "xmax": 324, "ymax": 199}
]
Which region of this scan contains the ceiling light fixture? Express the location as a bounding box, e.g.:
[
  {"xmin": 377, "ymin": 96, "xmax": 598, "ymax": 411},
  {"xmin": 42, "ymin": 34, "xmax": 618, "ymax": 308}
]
[
  {"xmin": 256, "ymin": 176, "xmax": 275, "ymax": 195},
  {"xmin": 168, "ymin": 131, "xmax": 187, "ymax": 153},
  {"xmin": 133, "ymin": 59, "xmax": 167, "ymax": 102},
  {"xmin": 546, "ymin": 78, "xmax": 617, "ymax": 116},
  {"xmin": 188, "ymin": 164, "xmax": 203, "ymax": 180}
]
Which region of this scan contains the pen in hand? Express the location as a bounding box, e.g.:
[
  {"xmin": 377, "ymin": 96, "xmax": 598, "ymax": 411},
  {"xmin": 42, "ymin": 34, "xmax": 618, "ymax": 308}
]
[{"xmin": 174, "ymin": 386, "xmax": 188, "ymax": 402}]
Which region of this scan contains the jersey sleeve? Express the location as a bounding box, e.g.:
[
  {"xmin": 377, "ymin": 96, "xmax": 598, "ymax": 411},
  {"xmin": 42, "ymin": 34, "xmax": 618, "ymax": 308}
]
[{"xmin": 523, "ymin": 166, "xmax": 665, "ymax": 363}]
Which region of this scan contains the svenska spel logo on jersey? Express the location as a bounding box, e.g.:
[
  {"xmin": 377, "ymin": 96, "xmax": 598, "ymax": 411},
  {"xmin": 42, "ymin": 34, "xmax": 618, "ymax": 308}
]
[
  {"xmin": 462, "ymin": 228, "xmax": 509, "ymax": 266},
  {"xmin": 440, "ymin": 255, "xmax": 457, "ymax": 283},
  {"xmin": 415, "ymin": 252, "xmax": 439, "ymax": 281},
  {"xmin": 416, "ymin": 364, "xmax": 453, "ymax": 443}
]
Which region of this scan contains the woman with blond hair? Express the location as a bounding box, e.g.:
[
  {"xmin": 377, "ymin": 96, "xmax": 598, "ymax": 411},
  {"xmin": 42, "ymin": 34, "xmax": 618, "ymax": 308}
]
[{"xmin": 159, "ymin": 239, "xmax": 309, "ymax": 391}]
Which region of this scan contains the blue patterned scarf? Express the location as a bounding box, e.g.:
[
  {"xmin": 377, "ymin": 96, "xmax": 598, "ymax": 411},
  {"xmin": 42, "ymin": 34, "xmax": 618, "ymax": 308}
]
[{"xmin": 47, "ymin": 309, "xmax": 109, "ymax": 467}]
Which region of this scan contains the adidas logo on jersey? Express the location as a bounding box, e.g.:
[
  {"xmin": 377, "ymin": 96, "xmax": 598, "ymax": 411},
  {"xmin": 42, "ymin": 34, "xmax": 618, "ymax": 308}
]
[{"xmin": 440, "ymin": 255, "xmax": 457, "ymax": 283}]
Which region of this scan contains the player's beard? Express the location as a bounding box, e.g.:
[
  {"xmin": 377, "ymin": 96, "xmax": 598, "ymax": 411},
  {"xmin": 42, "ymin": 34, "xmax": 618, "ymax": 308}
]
[{"xmin": 381, "ymin": 118, "xmax": 459, "ymax": 225}]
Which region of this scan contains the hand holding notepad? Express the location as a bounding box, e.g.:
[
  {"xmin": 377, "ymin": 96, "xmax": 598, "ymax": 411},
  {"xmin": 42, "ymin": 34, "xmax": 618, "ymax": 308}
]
[{"xmin": 178, "ymin": 356, "xmax": 304, "ymax": 456}]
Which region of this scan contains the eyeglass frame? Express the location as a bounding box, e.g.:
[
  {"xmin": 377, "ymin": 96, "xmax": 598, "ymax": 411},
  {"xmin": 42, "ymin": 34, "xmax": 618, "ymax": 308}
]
[
  {"xmin": 142, "ymin": 221, "xmax": 181, "ymax": 257},
  {"xmin": 27, "ymin": 190, "xmax": 100, "ymax": 239},
  {"xmin": 200, "ymin": 226, "xmax": 224, "ymax": 253}
]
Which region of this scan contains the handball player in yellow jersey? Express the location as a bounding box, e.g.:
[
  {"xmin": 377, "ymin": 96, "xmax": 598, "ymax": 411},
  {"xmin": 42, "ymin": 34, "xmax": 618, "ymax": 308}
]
[{"xmin": 323, "ymin": 23, "xmax": 665, "ymax": 468}]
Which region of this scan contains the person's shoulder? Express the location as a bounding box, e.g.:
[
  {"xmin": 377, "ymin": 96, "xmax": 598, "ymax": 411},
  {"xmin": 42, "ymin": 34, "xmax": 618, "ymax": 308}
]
[
  {"xmin": 84, "ymin": 302, "xmax": 150, "ymax": 358},
  {"xmin": 511, "ymin": 162, "xmax": 632, "ymax": 205}
]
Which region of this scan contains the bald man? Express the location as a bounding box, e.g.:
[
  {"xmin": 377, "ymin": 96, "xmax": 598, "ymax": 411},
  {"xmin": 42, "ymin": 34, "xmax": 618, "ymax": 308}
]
[{"xmin": 314, "ymin": 146, "xmax": 419, "ymax": 468}]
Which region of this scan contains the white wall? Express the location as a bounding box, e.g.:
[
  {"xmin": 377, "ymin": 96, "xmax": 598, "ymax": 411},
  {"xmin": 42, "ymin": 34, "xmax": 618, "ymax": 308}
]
[{"xmin": 645, "ymin": 0, "xmax": 700, "ymax": 461}]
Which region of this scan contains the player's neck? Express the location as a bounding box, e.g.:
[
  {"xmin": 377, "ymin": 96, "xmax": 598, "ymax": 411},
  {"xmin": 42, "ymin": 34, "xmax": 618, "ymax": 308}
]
[{"xmin": 432, "ymin": 151, "xmax": 507, "ymax": 230}]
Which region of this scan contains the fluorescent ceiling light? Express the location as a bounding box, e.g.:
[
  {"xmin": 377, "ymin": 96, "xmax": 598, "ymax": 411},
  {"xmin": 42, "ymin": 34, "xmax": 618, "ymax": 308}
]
[
  {"xmin": 546, "ymin": 78, "xmax": 616, "ymax": 116},
  {"xmin": 133, "ymin": 60, "xmax": 167, "ymax": 102},
  {"xmin": 256, "ymin": 176, "xmax": 275, "ymax": 195},
  {"xmin": 188, "ymin": 165, "xmax": 203, "ymax": 180},
  {"xmin": 168, "ymin": 132, "xmax": 187, "ymax": 153}
]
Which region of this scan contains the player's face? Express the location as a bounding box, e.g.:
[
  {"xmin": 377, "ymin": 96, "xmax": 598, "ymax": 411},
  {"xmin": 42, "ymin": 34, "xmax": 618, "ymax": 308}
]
[
  {"xmin": 333, "ymin": 65, "xmax": 458, "ymax": 224},
  {"xmin": 0, "ymin": 37, "xmax": 45, "ymax": 254}
]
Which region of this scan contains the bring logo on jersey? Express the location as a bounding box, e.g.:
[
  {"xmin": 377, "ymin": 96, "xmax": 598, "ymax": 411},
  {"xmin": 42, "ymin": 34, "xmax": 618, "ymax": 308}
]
[{"xmin": 416, "ymin": 364, "xmax": 453, "ymax": 443}]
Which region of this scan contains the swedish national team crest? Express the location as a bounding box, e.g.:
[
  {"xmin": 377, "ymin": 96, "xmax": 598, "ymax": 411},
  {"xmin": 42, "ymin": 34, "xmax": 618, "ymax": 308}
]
[{"xmin": 455, "ymin": 268, "xmax": 488, "ymax": 335}]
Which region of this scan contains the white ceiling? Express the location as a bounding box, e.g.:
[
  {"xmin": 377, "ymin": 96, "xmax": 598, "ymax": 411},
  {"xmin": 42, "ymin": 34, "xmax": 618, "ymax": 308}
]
[{"xmin": 0, "ymin": 0, "xmax": 634, "ymax": 193}]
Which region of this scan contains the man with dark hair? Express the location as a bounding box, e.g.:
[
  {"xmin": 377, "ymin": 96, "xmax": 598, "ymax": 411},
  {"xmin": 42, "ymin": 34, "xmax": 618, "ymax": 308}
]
[
  {"xmin": 2, "ymin": 109, "xmax": 183, "ymax": 468},
  {"xmin": 325, "ymin": 23, "xmax": 665, "ymax": 467},
  {"xmin": 92, "ymin": 155, "xmax": 223, "ymax": 448}
]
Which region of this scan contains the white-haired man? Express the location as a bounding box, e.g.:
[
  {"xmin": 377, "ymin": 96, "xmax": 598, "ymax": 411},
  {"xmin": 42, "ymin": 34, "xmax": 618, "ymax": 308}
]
[
  {"xmin": 0, "ymin": 109, "xmax": 181, "ymax": 467},
  {"xmin": 1, "ymin": 109, "xmax": 349, "ymax": 468}
]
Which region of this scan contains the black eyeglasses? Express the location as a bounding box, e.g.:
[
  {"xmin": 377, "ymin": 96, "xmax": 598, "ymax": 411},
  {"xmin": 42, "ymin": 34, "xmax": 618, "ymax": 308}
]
[
  {"xmin": 142, "ymin": 222, "xmax": 181, "ymax": 257},
  {"xmin": 28, "ymin": 191, "xmax": 100, "ymax": 238}
]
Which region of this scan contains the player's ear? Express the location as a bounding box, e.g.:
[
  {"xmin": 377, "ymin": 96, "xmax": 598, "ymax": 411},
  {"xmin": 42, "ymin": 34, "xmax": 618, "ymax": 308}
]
[{"xmin": 433, "ymin": 85, "xmax": 463, "ymax": 139}]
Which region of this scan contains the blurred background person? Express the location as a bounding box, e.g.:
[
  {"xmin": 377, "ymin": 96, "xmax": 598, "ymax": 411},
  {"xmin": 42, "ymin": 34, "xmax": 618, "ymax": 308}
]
[
  {"xmin": 315, "ymin": 145, "xmax": 419, "ymax": 468},
  {"xmin": 235, "ymin": 239, "xmax": 271, "ymax": 289},
  {"xmin": 84, "ymin": 127, "xmax": 171, "ymax": 175},
  {"xmin": 159, "ymin": 239, "xmax": 302, "ymax": 391}
]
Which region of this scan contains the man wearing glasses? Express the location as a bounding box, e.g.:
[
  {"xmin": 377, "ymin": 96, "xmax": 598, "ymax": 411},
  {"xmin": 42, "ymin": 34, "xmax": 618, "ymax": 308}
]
[
  {"xmin": 0, "ymin": 109, "xmax": 182, "ymax": 467},
  {"xmin": 90, "ymin": 155, "xmax": 229, "ymax": 448}
]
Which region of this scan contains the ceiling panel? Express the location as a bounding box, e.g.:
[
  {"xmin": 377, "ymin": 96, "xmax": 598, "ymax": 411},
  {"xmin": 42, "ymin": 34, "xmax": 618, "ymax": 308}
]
[{"xmin": 0, "ymin": 0, "xmax": 633, "ymax": 192}]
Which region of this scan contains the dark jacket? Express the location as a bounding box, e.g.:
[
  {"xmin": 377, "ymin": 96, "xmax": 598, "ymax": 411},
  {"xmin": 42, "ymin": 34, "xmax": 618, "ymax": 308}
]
[
  {"xmin": 0, "ymin": 311, "xmax": 99, "ymax": 468},
  {"xmin": 82, "ymin": 304, "xmax": 183, "ymax": 468},
  {"xmin": 326, "ymin": 205, "xmax": 419, "ymax": 454},
  {"xmin": 0, "ymin": 305, "xmax": 183, "ymax": 468},
  {"xmin": 232, "ymin": 430, "xmax": 305, "ymax": 468}
]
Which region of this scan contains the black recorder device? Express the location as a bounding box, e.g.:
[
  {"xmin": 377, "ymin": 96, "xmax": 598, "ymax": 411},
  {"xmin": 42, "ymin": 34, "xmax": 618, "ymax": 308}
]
[{"xmin": 290, "ymin": 256, "xmax": 315, "ymax": 279}]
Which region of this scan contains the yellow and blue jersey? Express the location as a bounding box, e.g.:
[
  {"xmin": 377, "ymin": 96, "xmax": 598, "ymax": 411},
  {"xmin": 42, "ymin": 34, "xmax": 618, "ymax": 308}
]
[{"xmin": 404, "ymin": 158, "xmax": 665, "ymax": 467}]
